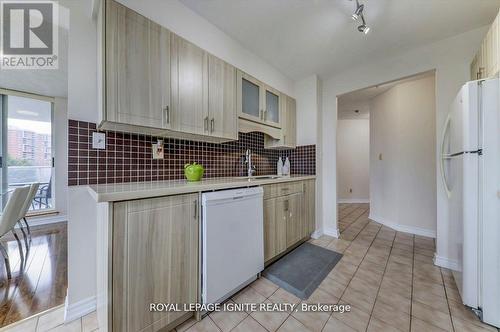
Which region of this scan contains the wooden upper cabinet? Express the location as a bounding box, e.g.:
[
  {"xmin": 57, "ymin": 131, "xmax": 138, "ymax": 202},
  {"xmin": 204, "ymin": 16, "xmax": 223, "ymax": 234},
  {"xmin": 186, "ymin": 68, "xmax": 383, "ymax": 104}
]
[
  {"xmin": 207, "ymin": 54, "xmax": 238, "ymax": 140},
  {"xmin": 470, "ymin": 9, "xmax": 500, "ymax": 80},
  {"xmin": 237, "ymin": 71, "xmax": 282, "ymax": 129},
  {"xmin": 284, "ymin": 96, "xmax": 297, "ymax": 147},
  {"xmin": 264, "ymin": 94, "xmax": 297, "ymax": 149},
  {"xmin": 105, "ymin": 0, "xmax": 170, "ymax": 129},
  {"xmin": 171, "ymin": 35, "xmax": 208, "ymax": 135},
  {"xmin": 263, "ymin": 86, "xmax": 281, "ymax": 127},
  {"xmin": 238, "ymin": 71, "xmax": 263, "ymax": 122}
]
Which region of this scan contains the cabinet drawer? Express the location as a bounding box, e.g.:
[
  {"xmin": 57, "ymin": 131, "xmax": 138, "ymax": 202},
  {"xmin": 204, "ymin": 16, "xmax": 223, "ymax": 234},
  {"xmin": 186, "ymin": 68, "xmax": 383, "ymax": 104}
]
[{"xmin": 263, "ymin": 181, "xmax": 303, "ymax": 199}]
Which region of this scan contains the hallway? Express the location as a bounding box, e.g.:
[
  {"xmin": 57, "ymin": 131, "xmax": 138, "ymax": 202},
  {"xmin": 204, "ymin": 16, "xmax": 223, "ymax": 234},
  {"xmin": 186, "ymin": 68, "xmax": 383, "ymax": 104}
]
[{"xmin": 338, "ymin": 203, "xmax": 370, "ymax": 238}]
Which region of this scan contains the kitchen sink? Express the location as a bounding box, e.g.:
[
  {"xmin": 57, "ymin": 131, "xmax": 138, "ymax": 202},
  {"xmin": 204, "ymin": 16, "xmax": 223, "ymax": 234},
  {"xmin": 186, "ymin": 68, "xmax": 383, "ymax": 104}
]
[{"xmin": 236, "ymin": 175, "xmax": 282, "ymax": 181}]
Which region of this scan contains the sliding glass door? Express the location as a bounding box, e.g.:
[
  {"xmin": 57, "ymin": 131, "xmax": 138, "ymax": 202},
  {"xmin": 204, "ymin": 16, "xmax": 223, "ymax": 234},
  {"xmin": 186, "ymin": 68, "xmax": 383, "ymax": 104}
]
[{"xmin": 0, "ymin": 91, "xmax": 55, "ymax": 213}]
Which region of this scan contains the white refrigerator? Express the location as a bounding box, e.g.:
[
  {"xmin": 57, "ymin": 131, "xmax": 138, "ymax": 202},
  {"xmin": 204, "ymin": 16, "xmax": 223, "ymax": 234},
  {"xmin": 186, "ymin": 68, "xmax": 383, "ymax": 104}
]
[{"xmin": 440, "ymin": 78, "xmax": 500, "ymax": 327}]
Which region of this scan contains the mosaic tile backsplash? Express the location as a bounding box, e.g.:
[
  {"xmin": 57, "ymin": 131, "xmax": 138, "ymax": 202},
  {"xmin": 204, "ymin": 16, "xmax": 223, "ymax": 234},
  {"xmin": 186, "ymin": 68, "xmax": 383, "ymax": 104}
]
[{"xmin": 68, "ymin": 120, "xmax": 316, "ymax": 186}]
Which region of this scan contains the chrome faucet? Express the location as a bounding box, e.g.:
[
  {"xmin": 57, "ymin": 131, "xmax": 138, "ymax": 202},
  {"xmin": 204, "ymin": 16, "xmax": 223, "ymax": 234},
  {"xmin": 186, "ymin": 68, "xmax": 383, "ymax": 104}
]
[{"xmin": 245, "ymin": 149, "xmax": 256, "ymax": 177}]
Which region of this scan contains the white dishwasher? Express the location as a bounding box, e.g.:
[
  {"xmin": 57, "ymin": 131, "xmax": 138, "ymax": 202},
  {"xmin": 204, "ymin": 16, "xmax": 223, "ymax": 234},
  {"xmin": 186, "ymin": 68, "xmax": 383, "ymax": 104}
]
[{"xmin": 202, "ymin": 187, "xmax": 264, "ymax": 304}]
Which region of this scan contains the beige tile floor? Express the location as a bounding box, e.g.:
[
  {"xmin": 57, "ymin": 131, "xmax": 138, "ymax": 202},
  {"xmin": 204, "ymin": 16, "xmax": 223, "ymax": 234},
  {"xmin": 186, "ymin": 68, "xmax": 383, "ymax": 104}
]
[
  {"xmin": 179, "ymin": 204, "xmax": 500, "ymax": 332},
  {"xmin": 3, "ymin": 204, "xmax": 498, "ymax": 332},
  {"xmin": 0, "ymin": 305, "xmax": 99, "ymax": 332}
]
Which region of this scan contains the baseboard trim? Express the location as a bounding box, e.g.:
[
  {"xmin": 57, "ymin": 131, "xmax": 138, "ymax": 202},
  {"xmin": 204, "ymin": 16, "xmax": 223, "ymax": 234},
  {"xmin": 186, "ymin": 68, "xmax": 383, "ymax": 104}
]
[
  {"xmin": 433, "ymin": 254, "xmax": 459, "ymax": 270},
  {"xmin": 311, "ymin": 230, "xmax": 323, "ymax": 239},
  {"xmin": 369, "ymin": 214, "xmax": 436, "ymax": 238},
  {"xmin": 337, "ymin": 199, "xmax": 370, "ymax": 204},
  {"xmin": 64, "ymin": 295, "xmax": 96, "ymax": 323},
  {"xmin": 323, "ymin": 227, "xmax": 340, "ymax": 238}
]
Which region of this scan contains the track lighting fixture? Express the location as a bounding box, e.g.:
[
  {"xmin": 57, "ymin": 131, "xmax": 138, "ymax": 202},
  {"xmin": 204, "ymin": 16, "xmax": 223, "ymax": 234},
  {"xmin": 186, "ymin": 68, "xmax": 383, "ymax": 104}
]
[
  {"xmin": 351, "ymin": 2, "xmax": 364, "ymax": 21},
  {"xmin": 351, "ymin": 0, "xmax": 370, "ymax": 34}
]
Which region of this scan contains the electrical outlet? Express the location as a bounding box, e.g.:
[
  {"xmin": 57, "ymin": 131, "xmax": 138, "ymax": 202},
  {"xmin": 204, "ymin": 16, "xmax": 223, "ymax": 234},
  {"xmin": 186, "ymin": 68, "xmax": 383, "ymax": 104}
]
[
  {"xmin": 349, "ymin": 188, "xmax": 353, "ymax": 193},
  {"xmin": 92, "ymin": 132, "xmax": 106, "ymax": 149},
  {"xmin": 152, "ymin": 140, "xmax": 164, "ymax": 159},
  {"xmin": 379, "ymin": 153, "xmax": 383, "ymax": 160}
]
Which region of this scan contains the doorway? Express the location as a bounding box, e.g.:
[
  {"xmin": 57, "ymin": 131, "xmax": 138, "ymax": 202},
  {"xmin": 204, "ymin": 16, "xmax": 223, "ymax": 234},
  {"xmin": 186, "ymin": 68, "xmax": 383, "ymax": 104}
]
[
  {"xmin": 0, "ymin": 92, "xmax": 55, "ymax": 213},
  {"xmin": 336, "ymin": 71, "xmax": 437, "ymax": 238}
]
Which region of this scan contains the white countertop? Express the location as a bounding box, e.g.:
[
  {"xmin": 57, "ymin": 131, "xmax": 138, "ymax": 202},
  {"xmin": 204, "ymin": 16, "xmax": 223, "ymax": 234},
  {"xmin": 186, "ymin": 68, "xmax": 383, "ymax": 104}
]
[{"xmin": 88, "ymin": 175, "xmax": 316, "ymax": 202}]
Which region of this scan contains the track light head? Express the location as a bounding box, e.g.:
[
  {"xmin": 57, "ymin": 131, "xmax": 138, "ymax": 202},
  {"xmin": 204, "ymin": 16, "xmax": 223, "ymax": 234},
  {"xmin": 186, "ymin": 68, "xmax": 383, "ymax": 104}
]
[
  {"xmin": 357, "ymin": 24, "xmax": 370, "ymax": 34},
  {"xmin": 351, "ymin": 4, "xmax": 364, "ymax": 21}
]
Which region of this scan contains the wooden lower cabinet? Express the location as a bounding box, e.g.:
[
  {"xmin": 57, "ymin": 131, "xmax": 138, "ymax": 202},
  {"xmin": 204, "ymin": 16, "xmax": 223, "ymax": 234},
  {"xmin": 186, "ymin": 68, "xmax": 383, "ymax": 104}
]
[
  {"xmin": 263, "ymin": 180, "xmax": 315, "ymax": 263},
  {"xmin": 304, "ymin": 179, "xmax": 316, "ymax": 236},
  {"xmin": 263, "ymin": 198, "xmax": 286, "ymax": 261},
  {"xmin": 112, "ymin": 194, "xmax": 199, "ymax": 332},
  {"xmin": 285, "ymin": 193, "xmax": 304, "ymax": 248}
]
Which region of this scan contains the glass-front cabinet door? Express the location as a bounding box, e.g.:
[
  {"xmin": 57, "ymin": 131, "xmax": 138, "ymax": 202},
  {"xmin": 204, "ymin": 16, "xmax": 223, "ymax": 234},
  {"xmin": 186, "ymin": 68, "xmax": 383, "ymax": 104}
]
[
  {"xmin": 239, "ymin": 72, "xmax": 262, "ymax": 122},
  {"xmin": 237, "ymin": 71, "xmax": 282, "ymax": 128},
  {"xmin": 264, "ymin": 87, "xmax": 280, "ymax": 127}
]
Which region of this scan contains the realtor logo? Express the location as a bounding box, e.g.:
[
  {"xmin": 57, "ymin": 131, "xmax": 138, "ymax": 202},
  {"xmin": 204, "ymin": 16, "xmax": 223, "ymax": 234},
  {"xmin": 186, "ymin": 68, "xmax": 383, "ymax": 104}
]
[{"xmin": 1, "ymin": 0, "xmax": 58, "ymax": 69}]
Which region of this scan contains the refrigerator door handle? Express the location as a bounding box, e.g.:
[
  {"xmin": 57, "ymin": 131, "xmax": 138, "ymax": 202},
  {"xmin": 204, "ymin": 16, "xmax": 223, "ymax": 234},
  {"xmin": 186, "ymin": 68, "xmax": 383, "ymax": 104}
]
[{"xmin": 440, "ymin": 113, "xmax": 452, "ymax": 198}]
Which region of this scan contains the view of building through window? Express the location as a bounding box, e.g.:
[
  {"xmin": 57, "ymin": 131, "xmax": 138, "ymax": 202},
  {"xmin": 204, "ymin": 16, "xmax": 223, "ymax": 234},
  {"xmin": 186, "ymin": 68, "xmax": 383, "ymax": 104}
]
[{"xmin": 4, "ymin": 95, "xmax": 54, "ymax": 211}]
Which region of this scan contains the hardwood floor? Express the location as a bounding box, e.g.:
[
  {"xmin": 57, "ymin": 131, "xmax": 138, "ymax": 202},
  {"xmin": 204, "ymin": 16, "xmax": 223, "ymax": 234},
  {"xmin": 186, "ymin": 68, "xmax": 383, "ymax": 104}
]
[{"xmin": 0, "ymin": 222, "xmax": 67, "ymax": 328}]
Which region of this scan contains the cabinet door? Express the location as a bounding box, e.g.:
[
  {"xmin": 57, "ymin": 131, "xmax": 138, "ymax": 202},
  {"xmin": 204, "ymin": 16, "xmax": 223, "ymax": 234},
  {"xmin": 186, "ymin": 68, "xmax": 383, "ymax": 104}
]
[
  {"xmin": 171, "ymin": 35, "xmax": 208, "ymax": 135},
  {"xmin": 263, "ymin": 86, "xmax": 281, "ymax": 128},
  {"xmin": 208, "ymin": 55, "xmax": 238, "ymax": 140},
  {"xmin": 263, "ymin": 198, "xmax": 277, "ymax": 261},
  {"xmin": 490, "ymin": 15, "xmax": 499, "ymax": 76},
  {"xmin": 471, "ymin": 54, "xmax": 479, "ymax": 81},
  {"xmin": 106, "ymin": 0, "xmax": 169, "ymax": 128},
  {"xmin": 113, "ymin": 194, "xmax": 199, "ymax": 332},
  {"xmin": 284, "ymin": 96, "xmax": 297, "ymax": 147},
  {"xmin": 304, "ymin": 180, "xmax": 316, "ymax": 235},
  {"xmin": 275, "ymin": 197, "xmax": 288, "ymax": 255},
  {"xmin": 285, "ymin": 193, "xmax": 303, "ymax": 248},
  {"xmin": 238, "ymin": 71, "xmax": 263, "ymax": 122}
]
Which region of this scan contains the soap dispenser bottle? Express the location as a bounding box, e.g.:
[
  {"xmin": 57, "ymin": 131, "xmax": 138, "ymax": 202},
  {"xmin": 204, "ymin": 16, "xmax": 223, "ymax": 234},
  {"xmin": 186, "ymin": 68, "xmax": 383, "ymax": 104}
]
[
  {"xmin": 283, "ymin": 157, "xmax": 290, "ymax": 177},
  {"xmin": 277, "ymin": 157, "xmax": 283, "ymax": 176}
]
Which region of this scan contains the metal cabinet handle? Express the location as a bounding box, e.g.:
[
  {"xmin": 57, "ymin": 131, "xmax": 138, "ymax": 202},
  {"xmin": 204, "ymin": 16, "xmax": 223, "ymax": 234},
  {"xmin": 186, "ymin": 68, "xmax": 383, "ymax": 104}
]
[
  {"xmin": 210, "ymin": 118, "xmax": 215, "ymax": 133},
  {"xmin": 164, "ymin": 106, "xmax": 170, "ymax": 124},
  {"xmin": 204, "ymin": 116, "xmax": 209, "ymax": 132}
]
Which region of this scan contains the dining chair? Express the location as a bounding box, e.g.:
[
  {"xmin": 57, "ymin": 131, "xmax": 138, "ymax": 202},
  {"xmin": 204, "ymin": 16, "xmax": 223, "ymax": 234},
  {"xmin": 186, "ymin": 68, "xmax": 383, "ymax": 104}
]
[
  {"xmin": 0, "ymin": 186, "xmax": 31, "ymax": 279},
  {"xmin": 17, "ymin": 183, "xmax": 39, "ymax": 251}
]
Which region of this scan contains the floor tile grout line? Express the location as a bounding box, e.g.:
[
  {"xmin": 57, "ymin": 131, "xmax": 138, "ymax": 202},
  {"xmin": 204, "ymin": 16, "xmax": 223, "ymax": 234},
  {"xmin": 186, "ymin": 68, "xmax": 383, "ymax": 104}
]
[
  {"xmin": 363, "ymin": 230, "xmax": 398, "ymax": 332},
  {"xmin": 340, "ymin": 206, "xmax": 371, "ymax": 239},
  {"xmin": 320, "ymin": 216, "xmax": 383, "ymax": 332},
  {"xmin": 338, "ymin": 206, "xmax": 369, "ymax": 232},
  {"xmin": 409, "ymin": 233, "xmax": 415, "ymax": 332},
  {"xmin": 439, "ymin": 265, "xmax": 456, "ymax": 332}
]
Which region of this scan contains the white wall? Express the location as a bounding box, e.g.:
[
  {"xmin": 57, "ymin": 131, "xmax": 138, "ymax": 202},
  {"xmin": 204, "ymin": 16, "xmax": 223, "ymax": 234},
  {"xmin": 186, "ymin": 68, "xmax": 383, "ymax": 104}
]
[
  {"xmin": 295, "ymin": 75, "xmax": 320, "ymax": 145},
  {"xmin": 62, "ymin": 0, "xmax": 98, "ymax": 319},
  {"xmin": 337, "ymin": 119, "xmax": 370, "ymax": 203},
  {"xmin": 369, "ymin": 75, "xmax": 436, "ymax": 236},
  {"xmin": 54, "ymin": 98, "xmax": 68, "ymax": 217},
  {"xmin": 320, "ymin": 26, "xmax": 487, "ymax": 264}
]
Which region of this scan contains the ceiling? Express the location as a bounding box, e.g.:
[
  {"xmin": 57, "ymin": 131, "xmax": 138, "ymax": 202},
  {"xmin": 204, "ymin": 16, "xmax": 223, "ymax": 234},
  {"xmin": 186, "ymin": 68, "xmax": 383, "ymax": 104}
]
[
  {"xmin": 180, "ymin": 0, "xmax": 499, "ymax": 80},
  {"xmin": 337, "ymin": 71, "xmax": 435, "ymax": 119}
]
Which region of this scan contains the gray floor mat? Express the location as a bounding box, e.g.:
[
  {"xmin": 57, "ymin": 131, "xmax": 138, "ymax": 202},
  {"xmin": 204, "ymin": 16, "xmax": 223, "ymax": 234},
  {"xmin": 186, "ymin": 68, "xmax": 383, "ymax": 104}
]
[{"xmin": 262, "ymin": 242, "xmax": 343, "ymax": 300}]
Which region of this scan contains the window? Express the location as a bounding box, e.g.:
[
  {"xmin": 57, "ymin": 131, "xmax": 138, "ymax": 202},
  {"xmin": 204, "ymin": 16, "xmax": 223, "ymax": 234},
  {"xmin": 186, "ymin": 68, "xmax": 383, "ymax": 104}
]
[{"xmin": 1, "ymin": 91, "xmax": 55, "ymax": 213}]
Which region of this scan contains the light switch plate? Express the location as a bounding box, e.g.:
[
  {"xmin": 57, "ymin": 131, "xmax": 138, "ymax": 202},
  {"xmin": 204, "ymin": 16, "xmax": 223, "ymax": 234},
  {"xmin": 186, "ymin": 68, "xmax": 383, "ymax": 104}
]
[{"xmin": 92, "ymin": 132, "xmax": 106, "ymax": 149}]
